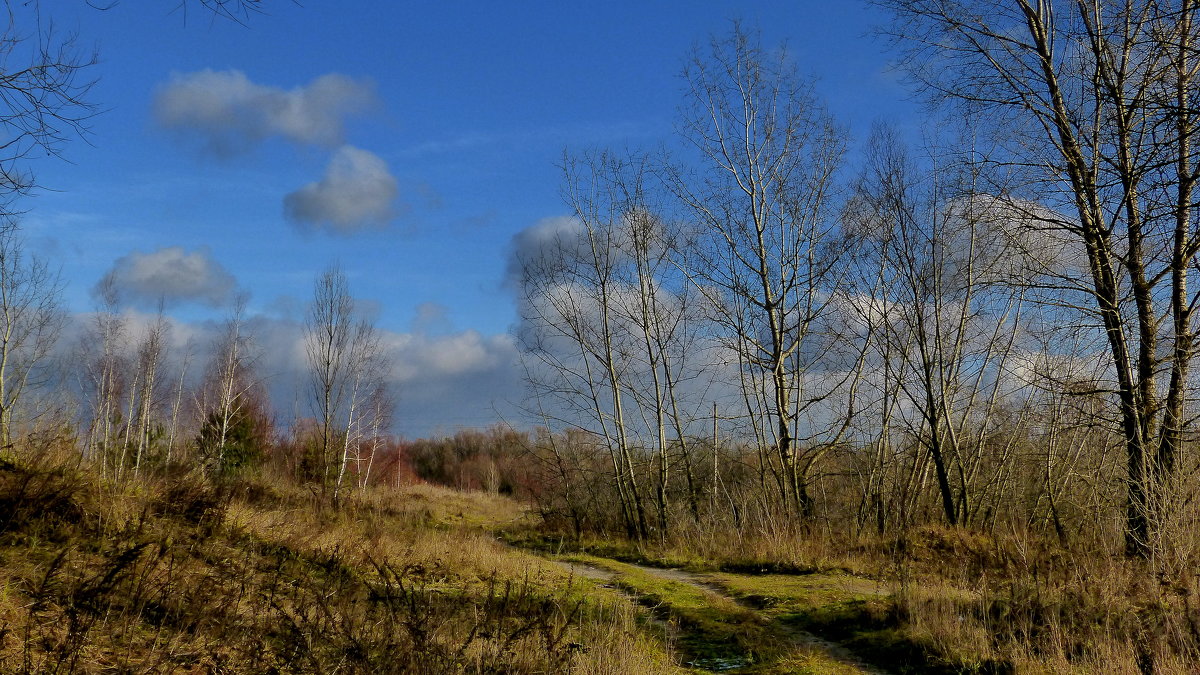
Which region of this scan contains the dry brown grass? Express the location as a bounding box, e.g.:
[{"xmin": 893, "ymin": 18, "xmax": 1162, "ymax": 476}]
[
  {"xmin": 0, "ymin": 455, "xmax": 684, "ymax": 674},
  {"xmin": 12, "ymin": 444, "xmax": 1200, "ymax": 673},
  {"xmin": 883, "ymin": 526, "xmax": 1200, "ymax": 673},
  {"xmin": 521, "ymin": 513, "xmax": 1200, "ymax": 673}
]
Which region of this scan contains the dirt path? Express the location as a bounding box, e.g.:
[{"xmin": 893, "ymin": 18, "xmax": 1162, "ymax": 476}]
[{"xmin": 551, "ymin": 558, "xmax": 891, "ymax": 675}]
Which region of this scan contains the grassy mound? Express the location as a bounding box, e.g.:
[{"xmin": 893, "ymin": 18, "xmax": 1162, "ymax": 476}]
[{"xmin": 0, "ymin": 454, "xmax": 683, "ymax": 674}]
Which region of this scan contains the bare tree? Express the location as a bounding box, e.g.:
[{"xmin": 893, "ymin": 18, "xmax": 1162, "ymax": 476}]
[
  {"xmin": 517, "ymin": 205, "xmax": 650, "ymax": 539},
  {"xmin": 81, "ymin": 275, "xmax": 125, "ymax": 474},
  {"xmin": 848, "ymin": 127, "xmax": 1028, "ymax": 527},
  {"xmin": 667, "ymin": 24, "xmax": 850, "ymax": 519},
  {"xmin": 173, "ymin": 0, "xmax": 275, "ymax": 22},
  {"xmin": 880, "ymin": 0, "xmax": 1200, "ymax": 558},
  {"xmin": 563, "ymin": 150, "xmax": 708, "ymax": 536},
  {"xmin": 331, "ymin": 316, "xmax": 383, "ymax": 502},
  {"xmin": 303, "ymin": 265, "xmax": 382, "ymax": 501},
  {"xmin": 131, "ymin": 308, "xmax": 168, "ymax": 476},
  {"xmin": 196, "ymin": 296, "xmax": 261, "ymax": 474},
  {"xmin": 306, "ymin": 267, "xmax": 352, "ymax": 492},
  {"xmin": 618, "ymin": 199, "xmax": 705, "ymax": 529},
  {"xmin": 165, "ymin": 337, "xmax": 194, "ymax": 465},
  {"xmin": 357, "ymin": 380, "xmax": 395, "ymax": 489},
  {"xmin": 0, "ymin": 3, "xmax": 96, "ymax": 214},
  {"xmin": 0, "ymin": 223, "xmax": 63, "ymax": 450}
]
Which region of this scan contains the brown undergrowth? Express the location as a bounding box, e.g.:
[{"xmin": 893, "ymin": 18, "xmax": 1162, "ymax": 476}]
[
  {"xmin": 0, "ymin": 451, "xmax": 682, "ymax": 674},
  {"xmin": 7, "ymin": 445, "xmax": 1199, "ymax": 673}
]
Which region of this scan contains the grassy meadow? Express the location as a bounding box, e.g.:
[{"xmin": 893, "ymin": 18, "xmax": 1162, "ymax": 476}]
[{"xmin": 2, "ymin": 439, "xmax": 1197, "ymax": 674}]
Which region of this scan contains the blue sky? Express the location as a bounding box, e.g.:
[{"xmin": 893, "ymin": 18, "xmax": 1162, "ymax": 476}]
[{"xmin": 19, "ymin": 1, "xmax": 920, "ymax": 435}]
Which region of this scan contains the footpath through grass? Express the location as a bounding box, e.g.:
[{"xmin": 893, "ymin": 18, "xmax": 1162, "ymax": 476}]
[
  {"xmin": 556, "ymin": 553, "xmax": 890, "ymax": 674},
  {"xmin": 507, "ymin": 530, "xmax": 1023, "ymax": 674},
  {"xmin": 7, "ymin": 452, "xmax": 1183, "ymax": 673}
]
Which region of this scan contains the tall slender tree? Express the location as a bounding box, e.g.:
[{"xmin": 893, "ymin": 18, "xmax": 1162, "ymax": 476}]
[
  {"xmin": 303, "ymin": 265, "xmax": 383, "ymax": 501},
  {"xmin": 667, "ymin": 25, "xmax": 849, "ymax": 519}
]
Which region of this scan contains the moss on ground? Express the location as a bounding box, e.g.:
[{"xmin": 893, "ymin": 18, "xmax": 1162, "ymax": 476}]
[{"xmin": 562, "ymin": 554, "xmax": 904, "ymax": 674}]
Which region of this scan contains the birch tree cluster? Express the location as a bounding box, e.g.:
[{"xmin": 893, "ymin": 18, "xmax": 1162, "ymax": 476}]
[
  {"xmin": 517, "ymin": 13, "xmax": 1200, "ymax": 561},
  {"xmin": 71, "ymin": 264, "xmax": 396, "ymax": 499}
]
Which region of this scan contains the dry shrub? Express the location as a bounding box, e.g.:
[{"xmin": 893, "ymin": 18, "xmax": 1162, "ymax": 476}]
[
  {"xmin": 149, "ymin": 470, "xmax": 230, "ymax": 529},
  {"xmin": 258, "ymin": 556, "xmax": 587, "ymax": 673},
  {"xmin": 875, "ymin": 526, "xmax": 1200, "ymax": 674},
  {"xmin": 0, "ymin": 454, "xmax": 87, "ymax": 541}
]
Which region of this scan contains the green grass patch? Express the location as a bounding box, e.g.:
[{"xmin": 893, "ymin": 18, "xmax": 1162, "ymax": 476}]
[
  {"xmin": 564, "ymin": 554, "xmax": 766, "ymax": 670},
  {"xmin": 707, "ymin": 570, "xmax": 1013, "ymax": 674},
  {"xmin": 709, "ymin": 572, "xmax": 886, "ymax": 613},
  {"xmin": 561, "ymin": 555, "xmax": 914, "ymax": 674},
  {"xmin": 504, "ymin": 531, "xmax": 714, "ymax": 570}
]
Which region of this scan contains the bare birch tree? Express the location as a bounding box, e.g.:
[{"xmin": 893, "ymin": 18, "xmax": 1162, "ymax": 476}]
[
  {"xmin": 517, "ymin": 209, "xmax": 650, "ymax": 539},
  {"xmin": 667, "ymin": 25, "xmax": 849, "ymax": 519},
  {"xmin": 195, "ymin": 296, "xmax": 263, "ymax": 474},
  {"xmin": 358, "ymin": 380, "xmax": 395, "ymax": 489},
  {"xmin": 304, "ymin": 265, "xmax": 383, "ymax": 502},
  {"xmin": 848, "ymin": 127, "xmax": 1028, "ymax": 527},
  {"xmin": 617, "ymin": 199, "xmax": 706, "ymax": 528},
  {"xmin": 306, "ymin": 266, "xmax": 352, "ymax": 492},
  {"xmin": 165, "ymin": 338, "xmax": 194, "ymax": 465},
  {"xmin": 131, "ymin": 309, "xmax": 168, "ymax": 476},
  {"xmin": 566, "ymin": 150, "xmax": 707, "ymax": 535},
  {"xmin": 82, "ymin": 278, "xmax": 125, "ymax": 475},
  {"xmin": 331, "ymin": 316, "xmax": 383, "ymax": 502}
]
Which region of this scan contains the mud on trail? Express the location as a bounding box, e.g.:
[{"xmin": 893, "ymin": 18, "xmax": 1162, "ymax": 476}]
[{"xmin": 552, "ymin": 556, "xmax": 893, "ymax": 675}]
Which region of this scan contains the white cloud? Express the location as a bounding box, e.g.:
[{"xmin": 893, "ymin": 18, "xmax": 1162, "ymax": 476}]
[
  {"xmin": 504, "ymin": 215, "xmax": 585, "ymax": 289},
  {"xmin": 283, "ymin": 145, "xmax": 399, "ymax": 233},
  {"xmin": 95, "ymin": 246, "xmax": 237, "ymax": 308},
  {"xmin": 244, "ymin": 316, "xmax": 524, "ymax": 435},
  {"xmin": 154, "ymin": 70, "xmax": 376, "ymax": 155},
  {"xmin": 382, "ymin": 330, "xmax": 525, "ymax": 433},
  {"xmin": 385, "ymin": 330, "xmax": 516, "ymax": 383}
]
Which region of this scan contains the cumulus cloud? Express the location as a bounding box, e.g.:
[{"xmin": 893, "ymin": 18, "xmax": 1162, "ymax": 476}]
[
  {"xmin": 504, "ymin": 216, "xmax": 585, "ymax": 289},
  {"xmin": 383, "ymin": 330, "xmax": 525, "ymax": 433},
  {"xmin": 283, "ymin": 145, "xmax": 399, "ymax": 232},
  {"xmin": 95, "ymin": 246, "xmax": 237, "ymax": 308},
  {"xmin": 384, "ymin": 330, "xmax": 517, "ymax": 383},
  {"xmin": 154, "ymin": 70, "xmax": 376, "ymax": 155}
]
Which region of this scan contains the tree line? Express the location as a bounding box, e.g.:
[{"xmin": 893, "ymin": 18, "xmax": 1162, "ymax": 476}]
[
  {"xmin": 0, "ymin": 244, "xmax": 399, "ymax": 507},
  {"xmin": 516, "ymin": 5, "xmax": 1200, "ymax": 564}
]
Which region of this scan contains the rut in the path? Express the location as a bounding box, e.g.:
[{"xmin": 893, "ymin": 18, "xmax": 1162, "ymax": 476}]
[{"xmin": 553, "ymin": 559, "xmax": 892, "ymax": 675}]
